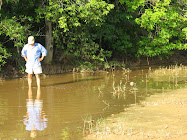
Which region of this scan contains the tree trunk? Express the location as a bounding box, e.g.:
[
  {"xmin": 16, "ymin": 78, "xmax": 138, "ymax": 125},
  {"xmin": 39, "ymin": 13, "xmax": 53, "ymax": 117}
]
[
  {"xmin": 0, "ymin": 0, "xmax": 2, "ymax": 10},
  {"xmin": 44, "ymin": 19, "xmax": 53, "ymax": 64}
]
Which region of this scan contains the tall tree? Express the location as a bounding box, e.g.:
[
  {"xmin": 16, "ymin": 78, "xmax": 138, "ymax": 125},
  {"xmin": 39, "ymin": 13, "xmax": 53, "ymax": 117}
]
[
  {"xmin": 36, "ymin": 0, "xmax": 114, "ymax": 64},
  {"xmin": 120, "ymin": 0, "xmax": 187, "ymax": 58},
  {"xmin": 0, "ymin": 0, "xmax": 42, "ymax": 70}
]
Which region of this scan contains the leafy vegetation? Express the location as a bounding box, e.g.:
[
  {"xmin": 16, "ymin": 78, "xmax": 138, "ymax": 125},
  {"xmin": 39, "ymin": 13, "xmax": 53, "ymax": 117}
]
[
  {"xmin": 135, "ymin": 0, "xmax": 187, "ymax": 57},
  {"xmin": 0, "ymin": 0, "xmax": 186, "ymax": 72}
]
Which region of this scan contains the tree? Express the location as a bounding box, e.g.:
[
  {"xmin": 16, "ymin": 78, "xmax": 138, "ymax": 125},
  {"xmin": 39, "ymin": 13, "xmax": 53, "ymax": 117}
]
[
  {"xmin": 45, "ymin": 19, "xmax": 53, "ymax": 64},
  {"xmin": 89, "ymin": 1, "xmax": 139, "ymax": 62},
  {"xmin": 0, "ymin": 0, "xmax": 115, "ymax": 71},
  {"xmin": 0, "ymin": 0, "xmax": 42, "ymax": 70},
  {"xmin": 36, "ymin": 0, "xmax": 114, "ymax": 64},
  {"xmin": 120, "ymin": 0, "xmax": 187, "ymax": 58},
  {"xmin": 136, "ymin": 0, "xmax": 187, "ymax": 57}
]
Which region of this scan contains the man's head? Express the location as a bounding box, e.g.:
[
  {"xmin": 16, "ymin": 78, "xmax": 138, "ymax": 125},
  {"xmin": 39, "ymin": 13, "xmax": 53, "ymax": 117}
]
[{"xmin": 28, "ymin": 36, "xmax": 35, "ymax": 45}]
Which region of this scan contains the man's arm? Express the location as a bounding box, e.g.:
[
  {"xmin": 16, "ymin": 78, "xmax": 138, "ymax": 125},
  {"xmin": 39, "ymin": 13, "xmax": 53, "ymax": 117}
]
[
  {"xmin": 23, "ymin": 56, "xmax": 28, "ymax": 62},
  {"xmin": 38, "ymin": 56, "xmax": 45, "ymax": 62},
  {"xmin": 21, "ymin": 44, "xmax": 28, "ymax": 60},
  {"xmin": 38, "ymin": 43, "xmax": 47, "ymax": 62}
]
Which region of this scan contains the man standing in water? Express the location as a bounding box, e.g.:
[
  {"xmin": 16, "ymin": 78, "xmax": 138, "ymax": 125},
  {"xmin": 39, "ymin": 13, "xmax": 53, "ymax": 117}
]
[{"xmin": 21, "ymin": 36, "xmax": 47, "ymax": 87}]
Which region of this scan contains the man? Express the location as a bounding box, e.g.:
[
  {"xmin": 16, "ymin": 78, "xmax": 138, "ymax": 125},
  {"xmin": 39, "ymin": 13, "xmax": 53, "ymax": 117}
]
[{"xmin": 21, "ymin": 36, "xmax": 47, "ymax": 87}]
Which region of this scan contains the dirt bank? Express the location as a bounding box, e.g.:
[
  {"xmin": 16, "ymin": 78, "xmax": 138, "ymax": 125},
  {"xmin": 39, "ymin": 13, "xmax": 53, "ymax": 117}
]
[{"xmin": 84, "ymin": 88, "xmax": 187, "ymax": 140}]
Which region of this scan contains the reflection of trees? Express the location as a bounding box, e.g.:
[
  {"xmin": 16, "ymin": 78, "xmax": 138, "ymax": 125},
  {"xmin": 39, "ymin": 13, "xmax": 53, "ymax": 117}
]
[
  {"xmin": 0, "ymin": 98, "xmax": 9, "ymax": 137},
  {"xmin": 146, "ymin": 66, "xmax": 187, "ymax": 90},
  {"xmin": 0, "ymin": 88, "xmax": 30, "ymax": 139},
  {"xmin": 138, "ymin": 77, "xmax": 187, "ymax": 92},
  {"xmin": 93, "ymin": 70, "xmax": 187, "ymax": 109},
  {"xmin": 0, "ymin": 98, "xmax": 8, "ymax": 123}
]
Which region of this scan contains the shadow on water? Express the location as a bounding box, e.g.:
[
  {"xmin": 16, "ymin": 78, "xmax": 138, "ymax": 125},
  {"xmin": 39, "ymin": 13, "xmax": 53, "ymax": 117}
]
[{"xmin": 41, "ymin": 77, "xmax": 103, "ymax": 87}]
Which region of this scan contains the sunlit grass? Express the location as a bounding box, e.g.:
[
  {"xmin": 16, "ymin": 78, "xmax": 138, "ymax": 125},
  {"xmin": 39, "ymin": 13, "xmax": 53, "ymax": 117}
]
[
  {"xmin": 148, "ymin": 64, "xmax": 187, "ymax": 81},
  {"xmin": 112, "ymin": 80, "xmax": 127, "ymax": 98}
]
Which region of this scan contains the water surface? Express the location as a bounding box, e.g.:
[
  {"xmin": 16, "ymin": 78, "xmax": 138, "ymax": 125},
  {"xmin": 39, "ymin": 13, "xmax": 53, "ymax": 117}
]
[{"xmin": 0, "ymin": 68, "xmax": 186, "ymax": 139}]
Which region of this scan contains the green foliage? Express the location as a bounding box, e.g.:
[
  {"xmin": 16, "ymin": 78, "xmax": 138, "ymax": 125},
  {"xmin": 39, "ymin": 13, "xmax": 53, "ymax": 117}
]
[
  {"xmin": 0, "ymin": 0, "xmax": 187, "ymax": 73},
  {"xmin": 90, "ymin": 7, "xmax": 136, "ymax": 59},
  {"xmin": 119, "ymin": 0, "xmax": 146, "ymax": 12},
  {"xmin": 0, "ymin": 17, "xmax": 28, "ymax": 48},
  {"xmin": 40, "ymin": 0, "xmax": 115, "ymax": 64},
  {"xmin": 0, "ymin": 16, "xmax": 29, "ymax": 70},
  {"xmin": 0, "ymin": 44, "xmax": 11, "ymax": 70},
  {"xmin": 0, "ymin": 0, "xmax": 41, "ymax": 71},
  {"xmin": 57, "ymin": 0, "xmax": 114, "ymax": 31},
  {"xmin": 134, "ymin": 0, "xmax": 187, "ymax": 57}
]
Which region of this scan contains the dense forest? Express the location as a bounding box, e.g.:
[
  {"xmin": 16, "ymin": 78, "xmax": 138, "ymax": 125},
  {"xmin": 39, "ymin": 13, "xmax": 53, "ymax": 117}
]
[{"xmin": 0, "ymin": 0, "xmax": 186, "ymax": 73}]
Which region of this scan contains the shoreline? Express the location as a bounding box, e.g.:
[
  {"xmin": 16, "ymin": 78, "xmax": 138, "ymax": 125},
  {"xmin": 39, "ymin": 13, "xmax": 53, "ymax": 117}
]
[{"xmin": 84, "ymin": 88, "xmax": 187, "ymax": 140}]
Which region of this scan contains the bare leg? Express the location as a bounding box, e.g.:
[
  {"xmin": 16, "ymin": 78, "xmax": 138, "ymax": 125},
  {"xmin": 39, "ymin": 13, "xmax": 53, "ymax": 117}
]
[
  {"xmin": 36, "ymin": 87, "xmax": 41, "ymax": 100},
  {"xmin": 35, "ymin": 74, "xmax": 40, "ymax": 88},
  {"xmin": 28, "ymin": 73, "xmax": 32, "ymax": 87},
  {"xmin": 28, "ymin": 86, "xmax": 32, "ymax": 99}
]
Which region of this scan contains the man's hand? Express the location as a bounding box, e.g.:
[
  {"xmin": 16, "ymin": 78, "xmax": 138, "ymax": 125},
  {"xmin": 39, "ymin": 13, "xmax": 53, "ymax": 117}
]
[
  {"xmin": 23, "ymin": 56, "xmax": 28, "ymax": 62},
  {"xmin": 38, "ymin": 56, "xmax": 45, "ymax": 62},
  {"xmin": 38, "ymin": 58, "xmax": 43, "ymax": 61}
]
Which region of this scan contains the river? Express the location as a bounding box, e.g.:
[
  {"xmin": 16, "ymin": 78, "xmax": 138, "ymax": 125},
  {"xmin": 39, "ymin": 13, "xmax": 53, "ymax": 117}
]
[{"xmin": 0, "ymin": 67, "xmax": 186, "ymax": 139}]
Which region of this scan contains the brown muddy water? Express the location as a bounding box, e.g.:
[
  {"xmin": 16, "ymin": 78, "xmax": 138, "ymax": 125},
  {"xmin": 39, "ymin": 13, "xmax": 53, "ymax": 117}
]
[{"xmin": 0, "ymin": 67, "xmax": 187, "ymax": 140}]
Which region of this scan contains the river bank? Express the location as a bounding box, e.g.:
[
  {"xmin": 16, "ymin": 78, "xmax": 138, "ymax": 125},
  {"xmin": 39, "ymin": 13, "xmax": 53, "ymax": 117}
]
[
  {"xmin": 84, "ymin": 88, "xmax": 187, "ymax": 140},
  {"xmin": 1, "ymin": 50, "xmax": 187, "ymax": 80}
]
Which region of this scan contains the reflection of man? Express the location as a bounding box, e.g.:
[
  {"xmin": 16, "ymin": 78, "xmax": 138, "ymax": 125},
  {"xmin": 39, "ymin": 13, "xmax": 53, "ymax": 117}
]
[{"xmin": 23, "ymin": 87, "xmax": 47, "ymax": 138}]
